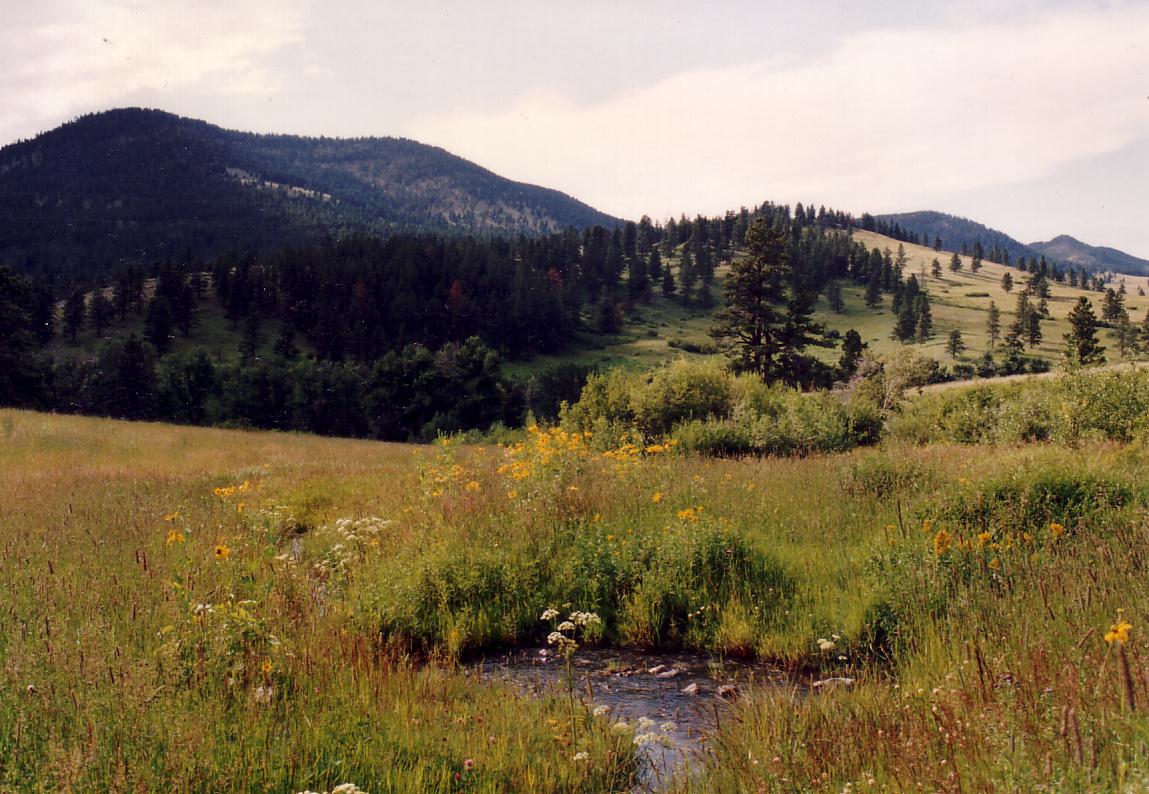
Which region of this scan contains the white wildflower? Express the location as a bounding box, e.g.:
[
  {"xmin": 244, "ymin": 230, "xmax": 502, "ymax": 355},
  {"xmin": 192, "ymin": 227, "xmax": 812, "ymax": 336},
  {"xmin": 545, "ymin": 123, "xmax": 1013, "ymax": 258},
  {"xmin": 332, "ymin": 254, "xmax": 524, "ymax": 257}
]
[
  {"xmin": 592, "ymin": 705, "xmax": 611, "ymax": 718},
  {"xmin": 557, "ymin": 621, "xmax": 576, "ymax": 632},
  {"xmin": 572, "ymin": 751, "xmax": 590, "ymax": 762},
  {"xmin": 817, "ymin": 638, "xmax": 836, "ymax": 652},
  {"xmin": 540, "ymin": 607, "xmax": 559, "ymax": 621}
]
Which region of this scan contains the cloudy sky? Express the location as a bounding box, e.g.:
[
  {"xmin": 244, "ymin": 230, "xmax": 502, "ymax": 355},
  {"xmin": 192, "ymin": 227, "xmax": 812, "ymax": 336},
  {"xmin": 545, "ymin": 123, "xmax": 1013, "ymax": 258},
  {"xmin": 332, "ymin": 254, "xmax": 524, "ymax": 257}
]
[{"xmin": 2, "ymin": 0, "xmax": 1147, "ymax": 255}]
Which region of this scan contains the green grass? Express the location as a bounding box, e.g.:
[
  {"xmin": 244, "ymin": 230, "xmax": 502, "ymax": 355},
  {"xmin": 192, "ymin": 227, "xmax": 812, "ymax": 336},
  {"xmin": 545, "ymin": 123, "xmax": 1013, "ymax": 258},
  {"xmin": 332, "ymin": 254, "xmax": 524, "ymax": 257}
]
[
  {"xmin": 55, "ymin": 233, "xmax": 1149, "ymax": 380},
  {"xmin": 7, "ymin": 364, "xmax": 1149, "ymax": 790}
]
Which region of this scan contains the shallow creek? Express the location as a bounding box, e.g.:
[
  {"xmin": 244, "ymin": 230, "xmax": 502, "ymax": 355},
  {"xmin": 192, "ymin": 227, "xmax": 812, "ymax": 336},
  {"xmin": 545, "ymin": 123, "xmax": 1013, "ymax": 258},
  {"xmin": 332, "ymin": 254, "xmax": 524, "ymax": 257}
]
[{"xmin": 471, "ymin": 647, "xmax": 787, "ymax": 789}]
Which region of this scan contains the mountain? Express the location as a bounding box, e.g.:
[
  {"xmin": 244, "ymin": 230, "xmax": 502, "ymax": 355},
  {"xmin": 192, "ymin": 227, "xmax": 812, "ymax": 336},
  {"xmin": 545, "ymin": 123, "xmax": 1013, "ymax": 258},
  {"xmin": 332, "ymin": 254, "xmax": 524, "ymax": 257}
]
[
  {"xmin": 0, "ymin": 108, "xmax": 620, "ymax": 279},
  {"xmin": 876, "ymin": 210, "xmax": 1149, "ymax": 277},
  {"xmin": 1028, "ymin": 235, "xmax": 1149, "ymax": 277},
  {"xmin": 875, "ymin": 210, "xmax": 1038, "ymax": 262}
]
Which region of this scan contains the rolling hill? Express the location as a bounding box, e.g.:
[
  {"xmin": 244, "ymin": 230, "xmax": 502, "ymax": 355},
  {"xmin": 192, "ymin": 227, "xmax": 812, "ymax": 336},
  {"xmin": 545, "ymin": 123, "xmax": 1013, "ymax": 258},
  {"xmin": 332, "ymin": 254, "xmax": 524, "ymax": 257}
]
[
  {"xmin": 875, "ymin": 210, "xmax": 1037, "ymax": 263},
  {"xmin": 0, "ymin": 108, "xmax": 620, "ymax": 280},
  {"xmin": 1029, "ymin": 234, "xmax": 1149, "ymax": 276},
  {"xmin": 877, "ymin": 210, "xmax": 1149, "ymax": 278}
]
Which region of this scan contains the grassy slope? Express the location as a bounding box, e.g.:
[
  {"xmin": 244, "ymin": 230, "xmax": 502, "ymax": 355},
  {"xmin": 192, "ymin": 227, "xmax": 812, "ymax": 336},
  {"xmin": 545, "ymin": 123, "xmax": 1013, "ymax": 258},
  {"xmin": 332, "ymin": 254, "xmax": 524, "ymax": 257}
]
[
  {"xmin": 51, "ymin": 230, "xmax": 1149, "ymax": 377},
  {"xmin": 838, "ymin": 230, "xmax": 1149, "ymax": 363}
]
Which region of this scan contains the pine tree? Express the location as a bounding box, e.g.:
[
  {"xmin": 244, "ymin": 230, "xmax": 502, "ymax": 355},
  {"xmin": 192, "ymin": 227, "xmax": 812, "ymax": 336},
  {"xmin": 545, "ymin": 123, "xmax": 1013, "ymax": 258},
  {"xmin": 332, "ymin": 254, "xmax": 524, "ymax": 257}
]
[
  {"xmin": 661, "ymin": 260, "xmax": 676, "ymax": 298},
  {"xmin": 825, "ymin": 280, "xmax": 844, "ymax": 313},
  {"xmin": 1064, "ymin": 296, "xmax": 1105, "ymax": 365},
  {"xmin": 914, "ymin": 295, "xmax": 933, "ymax": 343},
  {"xmin": 838, "ymin": 328, "xmax": 865, "ymax": 377},
  {"xmin": 1116, "ymin": 309, "xmax": 1137, "ymax": 358},
  {"xmin": 239, "ymin": 311, "xmax": 263, "ymax": 361},
  {"xmin": 64, "ymin": 290, "xmax": 85, "ymax": 342},
  {"xmin": 709, "ymin": 220, "xmax": 822, "ymax": 385},
  {"xmin": 931, "ymin": 258, "xmax": 942, "ymax": 280},
  {"xmin": 678, "ymin": 247, "xmax": 697, "ymax": 304},
  {"xmin": 946, "ymin": 329, "xmax": 966, "ymax": 360},
  {"xmin": 986, "ymin": 300, "xmax": 1001, "ymax": 350},
  {"xmin": 90, "ymin": 291, "xmax": 113, "ymax": 336},
  {"xmin": 647, "ymin": 248, "xmax": 662, "ymax": 280},
  {"xmin": 273, "ymin": 319, "xmax": 299, "ymax": 359},
  {"xmin": 893, "ymin": 296, "xmax": 917, "ymax": 342},
  {"xmin": 865, "ymin": 268, "xmax": 882, "ymax": 308},
  {"xmin": 1001, "ymin": 272, "xmax": 1013, "ymax": 293},
  {"xmin": 144, "ymin": 296, "xmax": 174, "ymax": 356},
  {"xmin": 949, "ymin": 252, "xmax": 962, "ymax": 273}
]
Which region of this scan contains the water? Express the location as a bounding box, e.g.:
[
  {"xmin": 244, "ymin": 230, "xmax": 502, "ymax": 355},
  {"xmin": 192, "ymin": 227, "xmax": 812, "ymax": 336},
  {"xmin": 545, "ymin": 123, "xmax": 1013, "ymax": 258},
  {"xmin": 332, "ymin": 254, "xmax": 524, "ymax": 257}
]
[{"xmin": 471, "ymin": 647, "xmax": 784, "ymax": 790}]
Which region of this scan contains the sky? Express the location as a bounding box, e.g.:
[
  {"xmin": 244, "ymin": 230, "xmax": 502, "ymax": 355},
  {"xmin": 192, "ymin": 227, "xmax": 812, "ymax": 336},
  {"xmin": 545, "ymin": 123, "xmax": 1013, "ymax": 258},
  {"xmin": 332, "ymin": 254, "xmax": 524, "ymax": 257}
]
[{"xmin": 1, "ymin": 0, "xmax": 1148, "ymax": 256}]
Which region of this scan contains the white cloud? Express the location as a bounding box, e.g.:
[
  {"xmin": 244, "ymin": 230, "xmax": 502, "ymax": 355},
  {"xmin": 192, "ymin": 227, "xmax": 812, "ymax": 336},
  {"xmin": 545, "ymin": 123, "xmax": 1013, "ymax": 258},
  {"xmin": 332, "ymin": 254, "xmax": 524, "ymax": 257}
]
[
  {"xmin": 0, "ymin": 0, "xmax": 310, "ymax": 141},
  {"xmin": 406, "ymin": 5, "xmax": 1149, "ymax": 222}
]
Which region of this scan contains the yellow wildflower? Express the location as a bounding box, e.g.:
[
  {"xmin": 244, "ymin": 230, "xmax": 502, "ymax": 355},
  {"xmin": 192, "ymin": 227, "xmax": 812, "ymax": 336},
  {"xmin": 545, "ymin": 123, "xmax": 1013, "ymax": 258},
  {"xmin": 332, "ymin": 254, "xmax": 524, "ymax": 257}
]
[
  {"xmin": 163, "ymin": 511, "xmax": 181, "ymax": 522},
  {"xmin": 988, "ymin": 558, "xmax": 1000, "ymax": 571},
  {"xmin": 464, "ymin": 481, "xmax": 481, "ymax": 492},
  {"xmin": 652, "ymin": 492, "xmax": 663, "ymax": 503},
  {"xmin": 932, "ymin": 529, "xmax": 953, "ymax": 556},
  {"xmin": 165, "ymin": 529, "xmax": 185, "ymax": 545},
  {"xmin": 261, "ymin": 658, "xmax": 274, "ymax": 675},
  {"xmin": 977, "ymin": 531, "xmax": 992, "ymax": 548},
  {"xmin": 214, "ymin": 543, "xmax": 230, "ymax": 561},
  {"xmin": 1105, "ymin": 619, "xmax": 1132, "ymax": 645},
  {"xmin": 1050, "ymin": 522, "xmax": 1065, "ymax": 540}
]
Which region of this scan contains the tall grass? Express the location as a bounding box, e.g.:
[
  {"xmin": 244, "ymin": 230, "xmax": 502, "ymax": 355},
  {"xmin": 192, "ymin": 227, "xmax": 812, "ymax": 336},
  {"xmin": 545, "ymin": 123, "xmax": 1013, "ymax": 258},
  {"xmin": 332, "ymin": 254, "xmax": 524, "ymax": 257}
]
[{"xmin": 7, "ymin": 378, "xmax": 1149, "ymax": 791}]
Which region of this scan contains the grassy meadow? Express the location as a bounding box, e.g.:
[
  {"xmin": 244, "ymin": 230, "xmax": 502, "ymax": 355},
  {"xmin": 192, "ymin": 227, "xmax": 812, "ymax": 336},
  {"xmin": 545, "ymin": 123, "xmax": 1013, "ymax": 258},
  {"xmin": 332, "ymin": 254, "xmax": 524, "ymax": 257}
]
[{"xmin": 6, "ymin": 370, "xmax": 1149, "ymax": 791}]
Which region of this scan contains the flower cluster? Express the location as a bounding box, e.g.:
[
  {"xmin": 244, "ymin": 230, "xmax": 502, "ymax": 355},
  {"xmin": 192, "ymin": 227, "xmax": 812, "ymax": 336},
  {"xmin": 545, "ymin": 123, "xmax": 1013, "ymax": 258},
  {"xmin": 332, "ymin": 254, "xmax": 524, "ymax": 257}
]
[
  {"xmin": 611, "ymin": 716, "xmax": 677, "ymax": 749},
  {"xmin": 297, "ymin": 785, "xmax": 369, "ymax": 794},
  {"xmin": 541, "ymin": 607, "xmax": 603, "ymax": 657},
  {"xmin": 312, "ymin": 516, "xmax": 391, "ymax": 578}
]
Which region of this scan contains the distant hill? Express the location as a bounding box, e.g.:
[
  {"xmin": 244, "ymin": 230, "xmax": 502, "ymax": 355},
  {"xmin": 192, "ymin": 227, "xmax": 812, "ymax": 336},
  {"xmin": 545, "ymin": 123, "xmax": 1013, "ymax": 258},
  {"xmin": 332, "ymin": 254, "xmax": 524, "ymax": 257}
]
[
  {"xmin": 1029, "ymin": 235, "xmax": 1149, "ymax": 277},
  {"xmin": 875, "ymin": 211, "xmax": 1038, "ymax": 263},
  {"xmin": 0, "ymin": 108, "xmax": 620, "ymax": 280}
]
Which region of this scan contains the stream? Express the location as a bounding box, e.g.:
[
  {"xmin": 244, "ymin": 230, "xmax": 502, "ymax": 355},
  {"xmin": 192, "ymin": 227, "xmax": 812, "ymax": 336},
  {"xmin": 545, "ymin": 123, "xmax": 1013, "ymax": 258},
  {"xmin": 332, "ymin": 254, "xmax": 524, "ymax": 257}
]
[{"xmin": 472, "ymin": 647, "xmax": 787, "ymax": 790}]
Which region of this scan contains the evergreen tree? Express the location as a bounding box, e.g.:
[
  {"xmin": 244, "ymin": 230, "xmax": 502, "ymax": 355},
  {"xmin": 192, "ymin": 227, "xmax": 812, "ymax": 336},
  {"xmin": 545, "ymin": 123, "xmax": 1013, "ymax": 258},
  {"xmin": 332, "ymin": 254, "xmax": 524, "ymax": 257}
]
[
  {"xmin": 0, "ymin": 266, "xmax": 49, "ymax": 407},
  {"xmin": 825, "ymin": 280, "xmax": 844, "ymax": 313},
  {"xmin": 946, "ymin": 329, "xmax": 965, "ymax": 360},
  {"xmin": 838, "ymin": 328, "xmax": 865, "ymax": 378},
  {"xmin": 986, "ymin": 300, "xmax": 1001, "ymax": 350},
  {"xmin": 144, "ymin": 296, "xmax": 175, "ymax": 356},
  {"xmin": 240, "ymin": 311, "xmax": 264, "ymax": 361},
  {"xmin": 1115, "ymin": 309, "xmax": 1137, "ymax": 358},
  {"xmin": 64, "ymin": 290, "xmax": 86, "ymax": 342},
  {"xmin": 1102, "ymin": 288, "xmax": 1124, "ymax": 323},
  {"xmin": 1064, "ymin": 296, "xmax": 1105, "ymax": 365},
  {"xmin": 864, "ymin": 268, "xmax": 882, "ymax": 308},
  {"xmin": 661, "ymin": 259, "xmax": 676, "ymax": 298},
  {"xmin": 948, "ymin": 252, "xmax": 962, "ymax": 273},
  {"xmin": 273, "ymin": 319, "xmax": 299, "ymax": 359},
  {"xmin": 678, "ymin": 247, "xmax": 697, "ymax": 303},
  {"xmin": 1001, "ymin": 272, "xmax": 1013, "ymax": 293},
  {"xmin": 914, "ymin": 295, "xmax": 933, "ymax": 343},
  {"xmin": 709, "ymin": 220, "xmax": 822, "ymax": 385},
  {"xmin": 893, "ymin": 296, "xmax": 917, "ymax": 342},
  {"xmin": 931, "ymin": 258, "xmax": 942, "ymax": 280},
  {"xmin": 647, "ymin": 248, "xmax": 662, "ymax": 280},
  {"xmin": 933, "ymin": 235, "xmax": 943, "ymax": 251},
  {"xmin": 90, "ymin": 291, "xmax": 114, "ymax": 336}
]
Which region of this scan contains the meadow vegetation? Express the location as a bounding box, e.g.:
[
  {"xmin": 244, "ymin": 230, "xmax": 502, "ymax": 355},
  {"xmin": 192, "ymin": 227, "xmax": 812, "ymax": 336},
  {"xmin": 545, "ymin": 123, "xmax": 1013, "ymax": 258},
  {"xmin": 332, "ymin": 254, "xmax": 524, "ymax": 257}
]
[{"xmin": 6, "ymin": 363, "xmax": 1149, "ymax": 790}]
